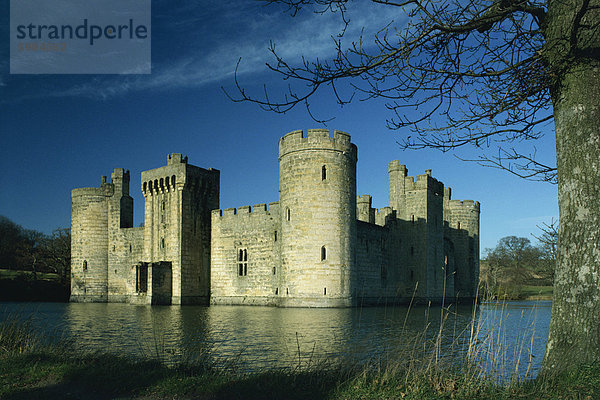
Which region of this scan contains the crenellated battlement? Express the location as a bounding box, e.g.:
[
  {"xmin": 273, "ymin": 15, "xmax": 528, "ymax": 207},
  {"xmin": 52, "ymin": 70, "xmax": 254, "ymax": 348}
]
[
  {"xmin": 447, "ymin": 199, "xmax": 480, "ymax": 212},
  {"xmin": 375, "ymin": 206, "xmax": 396, "ymax": 226},
  {"xmin": 357, "ymin": 194, "xmax": 372, "ymax": 204},
  {"xmin": 167, "ymin": 153, "xmax": 188, "ymax": 165},
  {"xmin": 212, "ymin": 202, "xmax": 279, "ymax": 219},
  {"xmin": 278, "ymin": 129, "xmax": 356, "ymax": 160}
]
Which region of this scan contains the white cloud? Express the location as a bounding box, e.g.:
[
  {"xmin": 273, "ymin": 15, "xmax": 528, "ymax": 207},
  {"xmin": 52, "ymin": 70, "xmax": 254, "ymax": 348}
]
[{"xmin": 9, "ymin": 2, "xmax": 403, "ymax": 100}]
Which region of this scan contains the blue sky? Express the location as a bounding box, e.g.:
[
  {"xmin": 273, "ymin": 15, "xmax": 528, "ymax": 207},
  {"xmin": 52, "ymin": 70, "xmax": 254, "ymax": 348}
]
[{"xmin": 0, "ymin": 1, "xmax": 558, "ymax": 255}]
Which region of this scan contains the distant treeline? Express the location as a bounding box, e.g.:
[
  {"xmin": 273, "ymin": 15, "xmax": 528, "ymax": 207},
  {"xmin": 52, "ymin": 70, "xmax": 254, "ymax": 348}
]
[
  {"xmin": 480, "ymin": 224, "xmax": 557, "ymax": 300},
  {"xmin": 0, "ymin": 215, "xmax": 70, "ymax": 301}
]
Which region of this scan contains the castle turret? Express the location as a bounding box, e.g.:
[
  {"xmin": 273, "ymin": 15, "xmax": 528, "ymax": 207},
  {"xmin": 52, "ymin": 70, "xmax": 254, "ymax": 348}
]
[
  {"xmin": 443, "ymin": 187, "xmax": 480, "ymax": 300},
  {"xmin": 357, "ymin": 195, "xmax": 375, "ymax": 224},
  {"xmin": 278, "ymin": 129, "xmax": 357, "ymax": 307},
  {"xmin": 388, "ymin": 162, "xmax": 446, "ymax": 301},
  {"xmin": 70, "ymin": 177, "xmax": 112, "ymax": 302}
]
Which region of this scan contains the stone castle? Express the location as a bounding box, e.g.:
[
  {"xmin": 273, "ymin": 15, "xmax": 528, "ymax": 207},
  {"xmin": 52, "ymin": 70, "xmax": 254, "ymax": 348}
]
[{"xmin": 71, "ymin": 129, "xmax": 480, "ymax": 307}]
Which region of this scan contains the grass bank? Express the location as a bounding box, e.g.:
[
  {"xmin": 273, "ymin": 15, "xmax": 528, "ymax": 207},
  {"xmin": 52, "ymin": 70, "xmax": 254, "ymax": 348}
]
[
  {"xmin": 483, "ymin": 285, "xmax": 553, "ymax": 301},
  {"xmin": 0, "ymin": 269, "xmax": 69, "ymax": 302},
  {"xmin": 1, "ymin": 316, "xmax": 598, "ymax": 399}
]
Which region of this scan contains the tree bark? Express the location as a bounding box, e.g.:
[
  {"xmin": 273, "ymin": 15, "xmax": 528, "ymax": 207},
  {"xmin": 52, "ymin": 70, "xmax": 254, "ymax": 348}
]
[{"xmin": 543, "ymin": 59, "xmax": 600, "ymax": 372}]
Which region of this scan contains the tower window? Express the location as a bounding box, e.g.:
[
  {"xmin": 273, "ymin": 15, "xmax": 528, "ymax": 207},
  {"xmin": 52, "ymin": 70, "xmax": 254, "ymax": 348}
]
[
  {"xmin": 274, "ymin": 231, "xmax": 277, "ymax": 241},
  {"xmin": 458, "ymin": 221, "xmax": 461, "ymax": 230},
  {"xmin": 324, "ymin": 287, "xmax": 327, "ymax": 295},
  {"xmin": 172, "ymin": 175, "xmax": 176, "ymax": 187},
  {"xmin": 273, "ymin": 266, "xmax": 276, "ymax": 275},
  {"xmin": 411, "ymin": 215, "xmax": 415, "ymax": 224},
  {"xmin": 237, "ymin": 248, "xmax": 248, "ymax": 276},
  {"xmin": 143, "ymin": 182, "xmax": 147, "ymax": 193},
  {"xmin": 321, "ymin": 246, "xmax": 327, "ymax": 261},
  {"xmin": 161, "ymin": 238, "xmax": 165, "ymax": 248},
  {"xmin": 322, "ymin": 165, "xmax": 327, "ymax": 180},
  {"xmin": 83, "ymin": 260, "xmax": 87, "ymax": 271},
  {"xmin": 162, "ymin": 201, "xmax": 165, "ymax": 211},
  {"xmin": 286, "ymin": 208, "xmax": 291, "ymax": 221}
]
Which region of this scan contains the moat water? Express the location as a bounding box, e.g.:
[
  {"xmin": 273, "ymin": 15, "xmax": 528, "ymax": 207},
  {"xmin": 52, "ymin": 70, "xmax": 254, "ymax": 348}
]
[{"xmin": 0, "ymin": 300, "xmax": 551, "ymax": 380}]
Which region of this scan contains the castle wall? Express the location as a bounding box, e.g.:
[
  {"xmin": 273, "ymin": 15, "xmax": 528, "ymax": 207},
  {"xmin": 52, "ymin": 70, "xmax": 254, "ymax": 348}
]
[
  {"xmin": 107, "ymin": 226, "xmax": 144, "ymax": 302},
  {"xmin": 278, "ymin": 129, "xmax": 357, "ymax": 307},
  {"xmin": 210, "ymin": 203, "xmax": 280, "ymax": 305}
]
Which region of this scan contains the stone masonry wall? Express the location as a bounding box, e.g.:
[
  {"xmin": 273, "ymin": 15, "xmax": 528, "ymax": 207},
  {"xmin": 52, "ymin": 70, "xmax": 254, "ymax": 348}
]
[{"xmin": 210, "ymin": 203, "xmax": 280, "ymax": 305}]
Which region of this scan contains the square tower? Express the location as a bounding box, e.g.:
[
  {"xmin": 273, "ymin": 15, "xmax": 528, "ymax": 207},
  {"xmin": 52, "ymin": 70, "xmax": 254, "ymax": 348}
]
[{"xmin": 141, "ymin": 154, "xmax": 219, "ymax": 304}]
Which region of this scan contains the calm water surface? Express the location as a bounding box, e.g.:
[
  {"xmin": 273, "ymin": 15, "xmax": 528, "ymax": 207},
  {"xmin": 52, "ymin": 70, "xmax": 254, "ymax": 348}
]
[{"xmin": 0, "ymin": 301, "xmax": 551, "ymax": 379}]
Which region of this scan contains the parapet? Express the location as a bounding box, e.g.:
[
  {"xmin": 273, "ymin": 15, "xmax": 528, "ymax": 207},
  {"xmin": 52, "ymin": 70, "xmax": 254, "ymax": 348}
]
[
  {"xmin": 167, "ymin": 153, "xmax": 188, "ymax": 165},
  {"xmin": 278, "ymin": 129, "xmax": 357, "ymax": 160},
  {"xmin": 357, "ymin": 194, "xmax": 372, "ymax": 205},
  {"xmin": 447, "ymin": 199, "xmax": 481, "ymax": 211},
  {"xmin": 211, "ymin": 202, "xmax": 278, "ymax": 219},
  {"xmin": 72, "ymin": 172, "xmax": 117, "ymax": 199},
  {"xmin": 388, "ymin": 160, "xmax": 408, "ymax": 177},
  {"xmin": 375, "ymin": 207, "xmax": 396, "ymax": 226}
]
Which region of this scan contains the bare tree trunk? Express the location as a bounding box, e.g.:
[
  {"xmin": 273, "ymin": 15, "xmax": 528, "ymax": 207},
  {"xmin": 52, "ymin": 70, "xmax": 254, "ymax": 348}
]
[{"xmin": 542, "ymin": 60, "xmax": 600, "ymax": 373}]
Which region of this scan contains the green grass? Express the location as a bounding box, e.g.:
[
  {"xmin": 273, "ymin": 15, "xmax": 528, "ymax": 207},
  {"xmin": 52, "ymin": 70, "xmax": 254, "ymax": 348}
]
[
  {"xmin": 1, "ymin": 316, "xmax": 599, "ymax": 399},
  {"xmin": 0, "ymin": 269, "xmax": 60, "ymax": 282},
  {"xmin": 519, "ymin": 285, "xmax": 553, "ymax": 299}
]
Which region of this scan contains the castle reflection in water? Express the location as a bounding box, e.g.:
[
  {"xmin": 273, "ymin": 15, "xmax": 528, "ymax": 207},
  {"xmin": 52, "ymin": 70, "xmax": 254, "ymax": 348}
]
[{"xmin": 1, "ymin": 301, "xmax": 550, "ymax": 379}]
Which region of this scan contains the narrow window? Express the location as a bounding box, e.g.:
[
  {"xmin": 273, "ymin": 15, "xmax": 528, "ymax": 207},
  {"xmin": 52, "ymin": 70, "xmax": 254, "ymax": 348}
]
[
  {"xmin": 286, "ymin": 208, "xmax": 291, "ymax": 221},
  {"xmin": 129, "ymin": 244, "xmax": 132, "ymax": 253},
  {"xmin": 457, "ymin": 221, "xmax": 461, "ymax": 230},
  {"xmin": 159, "ymin": 178, "xmax": 164, "ymax": 189},
  {"xmin": 411, "ymin": 215, "xmax": 415, "ymax": 224},
  {"xmin": 275, "ymin": 288, "xmax": 278, "ymax": 295},
  {"xmin": 162, "ymin": 201, "xmax": 165, "ymax": 211},
  {"xmin": 83, "ymin": 260, "xmax": 87, "ymax": 271},
  {"xmin": 166, "ymin": 176, "xmax": 170, "ymax": 187},
  {"xmin": 286, "ymin": 288, "xmax": 289, "ymax": 295},
  {"xmin": 274, "ymin": 231, "xmax": 277, "ymax": 242},
  {"xmin": 237, "ymin": 248, "xmax": 248, "ymax": 276},
  {"xmin": 321, "ymin": 246, "xmax": 327, "ymax": 261},
  {"xmin": 161, "ymin": 238, "xmax": 165, "ymax": 248},
  {"xmin": 171, "ymin": 175, "xmax": 176, "ymax": 187},
  {"xmin": 154, "ymin": 179, "xmax": 158, "ymax": 190},
  {"xmin": 273, "ymin": 266, "xmax": 276, "ymax": 275},
  {"xmin": 143, "ymin": 182, "xmax": 147, "ymax": 193},
  {"xmin": 321, "ymin": 165, "xmax": 327, "ymax": 180},
  {"xmin": 324, "ymin": 287, "xmax": 327, "ymax": 295}
]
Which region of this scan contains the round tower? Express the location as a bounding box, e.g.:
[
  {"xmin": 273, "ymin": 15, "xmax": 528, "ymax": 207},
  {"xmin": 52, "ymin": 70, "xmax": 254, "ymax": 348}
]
[
  {"xmin": 278, "ymin": 129, "xmax": 357, "ymax": 307},
  {"xmin": 70, "ymin": 179, "xmax": 111, "ymax": 302}
]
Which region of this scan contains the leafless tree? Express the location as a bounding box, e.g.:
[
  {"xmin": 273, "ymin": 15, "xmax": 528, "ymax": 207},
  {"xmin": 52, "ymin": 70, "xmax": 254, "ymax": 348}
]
[
  {"xmin": 228, "ymin": 0, "xmax": 600, "ymax": 375},
  {"xmin": 229, "ymin": 0, "xmax": 557, "ymax": 182}
]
